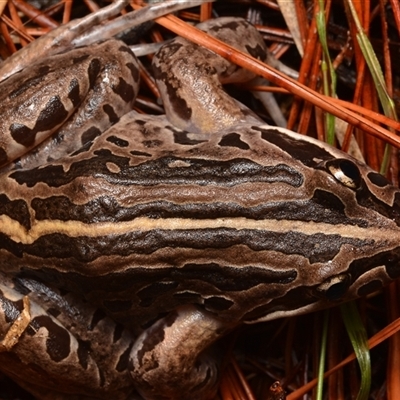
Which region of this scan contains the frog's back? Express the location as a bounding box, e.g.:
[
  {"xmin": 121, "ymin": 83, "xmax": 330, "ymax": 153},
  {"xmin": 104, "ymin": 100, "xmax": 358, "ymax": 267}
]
[{"xmin": 2, "ymin": 112, "xmax": 400, "ymax": 329}]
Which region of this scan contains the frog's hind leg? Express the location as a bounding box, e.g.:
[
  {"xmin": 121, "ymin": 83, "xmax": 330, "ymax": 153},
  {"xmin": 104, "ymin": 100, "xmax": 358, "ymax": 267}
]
[
  {"xmin": 130, "ymin": 304, "xmax": 235, "ymax": 400},
  {"xmin": 0, "ymin": 273, "xmax": 137, "ymax": 400}
]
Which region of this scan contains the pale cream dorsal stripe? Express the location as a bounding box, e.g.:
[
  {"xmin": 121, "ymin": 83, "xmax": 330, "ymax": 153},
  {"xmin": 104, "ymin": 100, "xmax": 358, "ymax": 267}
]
[{"xmin": 1, "ymin": 214, "xmax": 398, "ymax": 245}]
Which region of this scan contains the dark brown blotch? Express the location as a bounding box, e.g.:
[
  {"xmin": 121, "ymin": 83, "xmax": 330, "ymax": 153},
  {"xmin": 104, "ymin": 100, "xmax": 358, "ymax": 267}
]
[
  {"xmin": 33, "ymin": 315, "xmax": 71, "ymax": 362},
  {"xmin": 130, "ymin": 150, "xmax": 152, "ymax": 157},
  {"xmin": 106, "ymin": 135, "xmax": 129, "ymax": 147},
  {"xmin": 103, "ymin": 104, "xmax": 119, "ymax": 124},
  {"xmin": 126, "ymin": 61, "xmax": 140, "ymax": 83},
  {"xmin": 203, "ymin": 296, "xmax": 234, "ymax": 311},
  {"xmin": 67, "ymin": 78, "xmax": 81, "ymax": 107},
  {"xmin": 87, "ymin": 58, "xmax": 101, "ymax": 88},
  {"xmin": 81, "ymin": 126, "xmax": 102, "ymax": 145},
  {"xmin": 245, "ymin": 42, "xmax": 267, "ymax": 61},
  {"xmin": 112, "ymin": 77, "xmax": 135, "ymax": 103},
  {"xmin": 257, "ymin": 127, "xmax": 333, "ymax": 168},
  {"xmin": 367, "ymin": 171, "xmax": 390, "ymax": 187},
  {"xmin": 38, "ymin": 65, "xmax": 51, "ymax": 76},
  {"xmin": 10, "ymin": 95, "xmax": 68, "ymax": 147},
  {"xmin": 76, "ymin": 338, "xmax": 91, "ymax": 369},
  {"xmin": 35, "ymin": 96, "xmax": 69, "ymax": 132},
  {"xmin": 9, "ymin": 123, "xmax": 33, "ymax": 146},
  {"xmin": 218, "ymin": 132, "xmax": 250, "ymax": 150},
  {"xmin": 0, "ymin": 194, "xmax": 31, "ymax": 230}
]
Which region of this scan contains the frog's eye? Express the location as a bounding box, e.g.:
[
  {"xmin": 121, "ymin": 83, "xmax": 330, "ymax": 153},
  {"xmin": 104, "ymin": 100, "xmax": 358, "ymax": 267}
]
[{"xmin": 326, "ymin": 159, "xmax": 361, "ymax": 189}]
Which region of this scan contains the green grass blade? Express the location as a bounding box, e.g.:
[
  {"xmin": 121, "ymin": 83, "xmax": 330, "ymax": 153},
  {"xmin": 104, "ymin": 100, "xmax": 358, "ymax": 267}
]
[
  {"xmin": 316, "ymin": 310, "xmax": 329, "ymax": 400},
  {"xmin": 340, "ymin": 302, "xmax": 371, "ymax": 400},
  {"xmin": 316, "ymin": 0, "xmax": 337, "ymax": 145},
  {"xmin": 346, "ymin": 0, "xmax": 398, "ymax": 174}
]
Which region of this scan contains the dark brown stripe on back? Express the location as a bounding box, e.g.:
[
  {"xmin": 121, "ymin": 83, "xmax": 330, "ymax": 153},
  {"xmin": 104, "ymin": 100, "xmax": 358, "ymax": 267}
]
[
  {"xmin": 30, "ymin": 194, "xmax": 368, "ymax": 227},
  {"xmin": 1, "ymin": 229, "xmax": 373, "ymax": 264},
  {"xmin": 9, "ymin": 154, "xmax": 304, "ymax": 188}
]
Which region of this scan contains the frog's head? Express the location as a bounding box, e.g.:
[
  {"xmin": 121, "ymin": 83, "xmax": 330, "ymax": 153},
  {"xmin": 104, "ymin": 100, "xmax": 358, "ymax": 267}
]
[{"xmin": 229, "ymin": 126, "xmax": 400, "ymax": 323}]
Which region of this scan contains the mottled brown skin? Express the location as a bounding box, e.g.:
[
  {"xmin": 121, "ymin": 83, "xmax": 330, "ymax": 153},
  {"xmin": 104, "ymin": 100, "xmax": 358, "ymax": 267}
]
[
  {"xmin": 1, "ymin": 16, "xmax": 400, "ymax": 400},
  {"xmin": 0, "ymin": 40, "xmax": 139, "ymax": 171}
]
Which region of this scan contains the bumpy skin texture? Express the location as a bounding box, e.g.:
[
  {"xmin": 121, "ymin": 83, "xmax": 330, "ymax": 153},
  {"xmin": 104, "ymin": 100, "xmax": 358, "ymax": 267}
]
[
  {"xmin": 153, "ymin": 18, "xmax": 266, "ymax": 134},
  {"xmin": 0, "ymin": 273, "xmax": 137, "ymax": 399},
  {"xmin": 2, "ymin": 112, "xmax": 400, "ymax": 398},
  {"xmin": 0, "ymin": 40, "xmax": 139, "ymax": 170},
  {"xmin": 1, "ymin": 17, "xmax": 400, "ymax": 400},
  {"xmin": 3, "ymin": 112, "xmax": 400, "ymax": 324}
]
